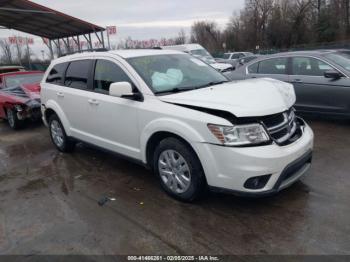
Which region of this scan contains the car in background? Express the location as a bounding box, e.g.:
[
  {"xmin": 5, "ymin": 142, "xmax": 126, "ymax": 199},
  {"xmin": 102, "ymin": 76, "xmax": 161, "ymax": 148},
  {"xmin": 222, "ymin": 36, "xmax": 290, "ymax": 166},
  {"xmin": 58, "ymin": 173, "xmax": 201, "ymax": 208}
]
[
  {"xmin": 161, "ymin": 44, "xmax": 234, "ymax": 73},
  {"xmin": 236, "ymin": 55, "xmax": 261, "ymax": 68},
  {"xmin": 228, "ymin": 50, "xmax": 350, "ymax": 118},
  {"xmin": 219, "ymin": 54, "xmax": 262, "ymax": 70},
  {"xmin": 0, "ymin": 71, "xmax": 44, "ymax": 129},
  {"xmin": 0, "ymin": 65, "xmax": 25, "ymax": 74},
  {"xmin": 0, "ymin": 71, "xmax": 43, "ymax": 89},
  {"xmin": 222, "ymin": 52, "xmax": 254, "ymax": 60}
]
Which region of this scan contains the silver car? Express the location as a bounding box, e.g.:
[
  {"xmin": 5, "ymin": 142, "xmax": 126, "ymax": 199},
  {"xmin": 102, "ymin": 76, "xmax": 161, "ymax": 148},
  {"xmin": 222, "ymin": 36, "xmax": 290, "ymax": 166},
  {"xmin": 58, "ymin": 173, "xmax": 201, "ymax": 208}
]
[{"xmin": 228, "ymin": 50, "xmax": 350, "ymax": 118}]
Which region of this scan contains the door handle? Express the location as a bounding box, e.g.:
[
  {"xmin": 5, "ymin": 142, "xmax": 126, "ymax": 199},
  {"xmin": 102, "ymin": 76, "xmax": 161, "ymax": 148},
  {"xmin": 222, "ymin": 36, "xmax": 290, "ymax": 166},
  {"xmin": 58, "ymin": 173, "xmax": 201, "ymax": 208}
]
[
  {"xmin": 88, "ymin": 99, "xmax": 99, "ymax": 105},
  {"xmin": 56, "ymin": 92, "xmax": 64, "ymax": 97}
]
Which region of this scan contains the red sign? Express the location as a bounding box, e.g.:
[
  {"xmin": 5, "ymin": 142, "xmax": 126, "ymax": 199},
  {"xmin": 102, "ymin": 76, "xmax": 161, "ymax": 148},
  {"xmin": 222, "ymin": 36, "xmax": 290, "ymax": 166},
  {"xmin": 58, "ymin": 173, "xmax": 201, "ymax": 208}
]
[
  {"xmin": 107, "ymin": 26, "xmax": 117, "ymax": 36},
  {"xmin": 8, "ymin": 36, "xmax": 34, "ymax": 45}
]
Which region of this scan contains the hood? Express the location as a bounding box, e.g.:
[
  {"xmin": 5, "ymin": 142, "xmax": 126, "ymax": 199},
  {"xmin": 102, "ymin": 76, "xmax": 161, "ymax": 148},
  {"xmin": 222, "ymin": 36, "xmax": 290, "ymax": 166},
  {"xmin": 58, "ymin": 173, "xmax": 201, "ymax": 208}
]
[
  {"xmin": 0, "ymin": 84, "xmax": 41, "ymax": 106},
  {"xmin": 159, "ymin": 78, "xmax": 296, "ymax": 118},
  {"xmin": 22, "ymin": 83, "xmax": 41, "ymax": 100}
]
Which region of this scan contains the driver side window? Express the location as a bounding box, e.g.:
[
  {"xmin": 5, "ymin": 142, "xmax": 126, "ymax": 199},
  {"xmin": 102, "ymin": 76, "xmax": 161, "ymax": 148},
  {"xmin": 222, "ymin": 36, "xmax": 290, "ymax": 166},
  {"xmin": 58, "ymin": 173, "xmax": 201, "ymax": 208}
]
[
  {"xmin": 94, "ymin": 60, "xmax": 133, "ymax": 94},
  {"xmin": 292, "ymin": 57, "xmax": 333, "ymax": 76}
]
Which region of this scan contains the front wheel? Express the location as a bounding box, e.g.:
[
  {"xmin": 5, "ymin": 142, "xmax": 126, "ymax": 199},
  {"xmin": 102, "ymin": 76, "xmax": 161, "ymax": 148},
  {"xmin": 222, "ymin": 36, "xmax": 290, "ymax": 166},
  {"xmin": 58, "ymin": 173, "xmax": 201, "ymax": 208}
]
[
  {"xmin": 153, "ymin": 137, "xmax": 207, "ymax": 202},
  {"xmin": 49, "ymin": 114, "xmax": 75, "ymax": 152},
  {"xmin": 6, "ymin": 108, "xmax": 23, "ymax": 130}
]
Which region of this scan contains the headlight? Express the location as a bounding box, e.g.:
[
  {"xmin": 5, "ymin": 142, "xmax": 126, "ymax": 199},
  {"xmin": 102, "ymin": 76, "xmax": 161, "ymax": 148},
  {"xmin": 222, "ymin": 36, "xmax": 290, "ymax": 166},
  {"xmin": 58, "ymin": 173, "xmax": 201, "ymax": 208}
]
[
  {"xmin": 14, "ymin": 105, "xmax": 23, "ymax": 112},
  {"xmin": 208, "ymin": 123, "xmax": 270, "ymax": 146}
]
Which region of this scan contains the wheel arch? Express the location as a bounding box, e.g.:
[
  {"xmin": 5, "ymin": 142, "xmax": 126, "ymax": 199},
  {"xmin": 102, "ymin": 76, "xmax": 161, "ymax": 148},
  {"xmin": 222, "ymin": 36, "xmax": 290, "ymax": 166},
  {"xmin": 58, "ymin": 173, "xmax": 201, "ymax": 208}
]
[
  {"xmin": 141, "ymin": 118, "xmax": 206, "ymax": 167},
  {"xmin": 44, "ymin": 100, "xmax": 72, "ymax": 136}
]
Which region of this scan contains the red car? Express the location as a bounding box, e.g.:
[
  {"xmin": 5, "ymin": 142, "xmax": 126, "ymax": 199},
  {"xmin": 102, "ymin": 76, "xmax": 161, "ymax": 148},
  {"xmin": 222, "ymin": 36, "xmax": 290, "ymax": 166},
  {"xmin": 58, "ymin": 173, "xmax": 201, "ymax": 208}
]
[{"xmin": 0, "ymin": 71, "xmax": 44, "ymax": 129}]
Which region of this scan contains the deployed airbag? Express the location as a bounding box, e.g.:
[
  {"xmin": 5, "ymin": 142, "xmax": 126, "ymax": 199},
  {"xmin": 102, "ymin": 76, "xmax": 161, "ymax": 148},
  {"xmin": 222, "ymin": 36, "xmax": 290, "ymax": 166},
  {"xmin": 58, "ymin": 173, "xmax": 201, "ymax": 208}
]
[{"xmin": 151, "ymin": 69, "xmax": 183, "ymax": 92}]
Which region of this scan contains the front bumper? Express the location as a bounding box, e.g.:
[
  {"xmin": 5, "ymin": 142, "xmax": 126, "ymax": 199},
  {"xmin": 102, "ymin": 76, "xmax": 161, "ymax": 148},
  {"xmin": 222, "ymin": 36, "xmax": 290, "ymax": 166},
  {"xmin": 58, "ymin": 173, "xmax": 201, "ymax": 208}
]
[
  {"xmin": 209, "ymin": 150, "xmax": 312, "ymax": 197},
  {"xmin": 194, "ymin": 121, "xmax": 314, "ymax": 196},
  {"xmin": 15, "ymin": 105, "xmax": 42, "ymax": 121}
]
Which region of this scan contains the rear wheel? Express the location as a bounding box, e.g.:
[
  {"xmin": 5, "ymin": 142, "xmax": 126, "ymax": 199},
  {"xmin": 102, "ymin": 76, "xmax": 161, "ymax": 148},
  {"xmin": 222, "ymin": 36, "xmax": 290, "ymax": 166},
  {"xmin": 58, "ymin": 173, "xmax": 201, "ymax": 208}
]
[
  {"xmin": 6, "ymin": 108, "xmax": 23, "ymax": 130},
  {"xmin": 153, "ymin": 137, "xmax": 206, "ymax": 202},
  {"xmin": 49, "ymin": 114, "xmax": 75, "ymax": 152}
]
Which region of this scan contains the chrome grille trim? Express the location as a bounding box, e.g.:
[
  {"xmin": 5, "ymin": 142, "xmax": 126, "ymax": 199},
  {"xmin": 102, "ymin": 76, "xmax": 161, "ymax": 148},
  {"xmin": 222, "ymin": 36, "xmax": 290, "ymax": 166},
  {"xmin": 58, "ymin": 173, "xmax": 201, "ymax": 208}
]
[{"xmin": 263, "ymin": 108, "xmax": 298, "ymax": 145}]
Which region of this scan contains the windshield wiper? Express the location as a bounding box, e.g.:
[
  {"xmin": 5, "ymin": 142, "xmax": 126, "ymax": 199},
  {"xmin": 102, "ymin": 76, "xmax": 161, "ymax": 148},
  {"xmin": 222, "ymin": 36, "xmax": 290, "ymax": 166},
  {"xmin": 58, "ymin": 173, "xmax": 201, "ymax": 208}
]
[
  {"xmin": 194, "ymin": 80, "xmax": 229, "ymax": 89},
  {"xmin": 154, "ymin": 81, "xmax": 229, "ymax": 95},
  {"xmin": 154, "ymin": 87, "xmax": 195, "ymax": 95}
]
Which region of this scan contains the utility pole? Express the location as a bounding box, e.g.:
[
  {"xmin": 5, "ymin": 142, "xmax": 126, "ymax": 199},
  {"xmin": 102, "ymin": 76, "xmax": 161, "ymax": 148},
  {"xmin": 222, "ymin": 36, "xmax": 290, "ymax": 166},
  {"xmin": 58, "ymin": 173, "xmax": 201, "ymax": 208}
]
[{"xmin": 107, "ymin": 29, "xmax": 111, "ymax": 50}]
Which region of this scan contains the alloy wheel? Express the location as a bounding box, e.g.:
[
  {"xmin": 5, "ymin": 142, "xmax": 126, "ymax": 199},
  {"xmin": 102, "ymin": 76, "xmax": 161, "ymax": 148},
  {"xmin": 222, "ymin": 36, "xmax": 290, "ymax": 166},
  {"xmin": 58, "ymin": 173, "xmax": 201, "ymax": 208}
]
[
  {"xmin": 50, "ymin": 120, "xmax": 64, "ymax": 148},
  {"xmin": 158, "ymin": 149, "xmax": 191, "ymax": 194}
]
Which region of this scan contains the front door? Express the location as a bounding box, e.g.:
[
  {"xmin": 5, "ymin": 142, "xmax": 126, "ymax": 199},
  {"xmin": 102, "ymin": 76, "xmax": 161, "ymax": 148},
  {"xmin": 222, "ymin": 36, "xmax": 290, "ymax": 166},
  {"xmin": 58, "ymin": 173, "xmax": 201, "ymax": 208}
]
[
  {"xmin": 290, "ymin": 56, "xmax": 350, "ymax": 114},
  {"xmin": 87, "ymin": 59, "xmax": 141, "ymax": 159}
]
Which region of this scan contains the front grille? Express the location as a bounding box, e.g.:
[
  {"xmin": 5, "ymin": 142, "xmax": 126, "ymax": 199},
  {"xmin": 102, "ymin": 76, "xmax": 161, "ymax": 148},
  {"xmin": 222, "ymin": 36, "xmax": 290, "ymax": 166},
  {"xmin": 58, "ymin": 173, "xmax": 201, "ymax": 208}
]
[{"xmin": 262, "ymin": 108, "xmax": 300, "ymax": 146}]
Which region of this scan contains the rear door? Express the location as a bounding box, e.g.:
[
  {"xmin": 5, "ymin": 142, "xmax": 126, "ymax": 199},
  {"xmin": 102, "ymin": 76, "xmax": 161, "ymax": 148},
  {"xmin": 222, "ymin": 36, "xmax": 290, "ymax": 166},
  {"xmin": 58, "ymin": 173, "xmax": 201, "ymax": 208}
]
[
  {"xmin": 290, "ymin": 56, "xmax": 349, "ymax": 114},
  {"xmin": 246, "ymin": 57, "xmax": 290, "ymax": 83},
  {"xmin": 59, "ymin": 59, "xmax": 94, "ymax": 137}
]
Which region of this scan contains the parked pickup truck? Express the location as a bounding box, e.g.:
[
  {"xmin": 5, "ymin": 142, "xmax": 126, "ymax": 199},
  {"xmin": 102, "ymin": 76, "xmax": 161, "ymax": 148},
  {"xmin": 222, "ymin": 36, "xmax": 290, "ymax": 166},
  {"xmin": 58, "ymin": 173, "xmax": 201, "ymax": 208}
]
[{"xmin": 41, "ymin": 49, "xmax": 314, "ymax": 201}]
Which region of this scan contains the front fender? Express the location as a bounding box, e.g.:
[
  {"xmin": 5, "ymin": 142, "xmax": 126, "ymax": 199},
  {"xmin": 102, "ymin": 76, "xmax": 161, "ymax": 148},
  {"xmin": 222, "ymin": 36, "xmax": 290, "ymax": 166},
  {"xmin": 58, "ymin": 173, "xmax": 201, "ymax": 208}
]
[
  {"xmin": 140, "ymin": 118, "xmax": 207, "ymax": 164},
  {"xmin": 44, "ymin": 100, "xmax": 72, "ymax": 136}
]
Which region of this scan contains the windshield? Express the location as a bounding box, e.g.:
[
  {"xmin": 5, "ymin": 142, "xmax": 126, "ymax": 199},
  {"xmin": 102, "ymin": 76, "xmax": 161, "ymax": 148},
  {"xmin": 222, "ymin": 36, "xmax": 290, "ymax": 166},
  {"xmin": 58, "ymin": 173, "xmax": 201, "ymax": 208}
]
[
  {"xmin": 127, "ymin": 54, "xmax": 228, "ymax": 94},
  {"xmin": 5, "ymin": 73, "xmax": 43, "ymax": 88},
  {"xmin": 223, "ymin": 53, "xmax": 231, "ymax": 59},
  {"xmin": 324, "ymin": 52, "xmax": 350, "ymax": 71}
]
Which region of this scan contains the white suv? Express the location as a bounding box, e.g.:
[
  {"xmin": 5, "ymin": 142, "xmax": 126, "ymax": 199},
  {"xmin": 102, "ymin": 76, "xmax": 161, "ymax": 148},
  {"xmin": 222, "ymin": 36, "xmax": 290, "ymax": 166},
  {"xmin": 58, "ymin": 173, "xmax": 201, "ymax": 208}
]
[{"xmin": 41, "ymin": 49, "xmax": 314, "ymax": 201}]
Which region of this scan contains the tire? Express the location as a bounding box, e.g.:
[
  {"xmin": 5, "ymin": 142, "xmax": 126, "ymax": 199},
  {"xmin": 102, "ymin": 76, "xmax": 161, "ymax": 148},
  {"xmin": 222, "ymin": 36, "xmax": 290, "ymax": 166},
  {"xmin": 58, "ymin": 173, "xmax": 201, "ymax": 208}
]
[
  {"xmin": 153, "ymin": 137, "xmax": 207, "ymax": 202},
  {"xmin": 6, "ymin": 108, "xmax": 23, "ymax": 130},
  {"xmin": 48, "ymin": 114, "xmax": 75, "ymax": 153}
]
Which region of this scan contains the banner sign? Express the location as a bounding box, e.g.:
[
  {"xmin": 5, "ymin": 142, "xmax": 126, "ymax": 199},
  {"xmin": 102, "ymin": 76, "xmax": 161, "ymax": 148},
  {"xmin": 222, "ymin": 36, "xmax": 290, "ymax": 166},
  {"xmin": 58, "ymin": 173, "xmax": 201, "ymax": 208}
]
[
  {"xmin": 8, "ymin": 36, "xmax": 34, "ymax": 45},
  {"xmin": 107, "ymin": 26, "xmax": 117, "ymax": 35}
]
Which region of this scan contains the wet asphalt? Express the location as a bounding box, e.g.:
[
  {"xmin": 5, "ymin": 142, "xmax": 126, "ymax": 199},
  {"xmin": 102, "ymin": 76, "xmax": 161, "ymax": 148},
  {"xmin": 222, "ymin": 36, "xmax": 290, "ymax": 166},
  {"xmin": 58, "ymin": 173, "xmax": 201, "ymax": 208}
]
[{"xmin": 0, "ymin": 117, "xmax": 349, "ymax": 255}]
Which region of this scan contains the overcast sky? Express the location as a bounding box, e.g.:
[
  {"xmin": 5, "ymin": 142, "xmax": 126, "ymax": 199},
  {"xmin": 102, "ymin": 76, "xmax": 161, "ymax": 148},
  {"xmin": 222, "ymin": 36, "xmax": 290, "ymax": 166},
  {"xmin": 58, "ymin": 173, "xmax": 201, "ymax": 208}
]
[{"xmin": 0, "ymin": 0, "xmax": 244, "ymax": 58}]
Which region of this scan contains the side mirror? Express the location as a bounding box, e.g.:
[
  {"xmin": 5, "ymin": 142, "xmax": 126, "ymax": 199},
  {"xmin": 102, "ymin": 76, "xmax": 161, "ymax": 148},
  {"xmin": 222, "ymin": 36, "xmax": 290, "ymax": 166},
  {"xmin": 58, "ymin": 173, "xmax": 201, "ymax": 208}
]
[
  {"xmin": 109, "ymin": 82, "xmax": 143, "ymax": 101},
  {"xmin": 109, "ymin": 82, "xmax": 133, "ymax": 97},
  {"xmin": 324, "ymin": 70, "xmax": 343, "ymax": 79}
]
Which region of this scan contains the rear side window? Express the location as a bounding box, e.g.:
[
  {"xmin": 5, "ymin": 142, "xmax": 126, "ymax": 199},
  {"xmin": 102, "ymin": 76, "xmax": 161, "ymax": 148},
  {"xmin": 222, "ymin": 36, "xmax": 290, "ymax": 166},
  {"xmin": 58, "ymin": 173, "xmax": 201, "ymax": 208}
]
[
  {"xmin": 46, "ymin": 63, "xmax": 68, "ymax": 85},
  {"xmin": 258, "ymin": 58, "xmax": 288, "ymax": 75},
  {"xmin": 93, "ymin": 60, "xmax": 132, "ymax": 93},
  {"xmin": 64, "ymin": 60, "xmax": 92, "ymax": 89}
]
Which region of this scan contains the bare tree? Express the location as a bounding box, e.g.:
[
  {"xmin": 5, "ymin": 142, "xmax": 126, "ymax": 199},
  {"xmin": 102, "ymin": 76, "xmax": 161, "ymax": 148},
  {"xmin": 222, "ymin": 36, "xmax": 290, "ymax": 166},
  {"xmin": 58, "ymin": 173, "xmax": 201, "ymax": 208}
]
[
  {"xmin": 209, "ymin": 0, "xmax": 350, "ymax": 53},
  {"xmin": 13, "ymin": 37, "xmax": 25, "ymax": 66},
  {"xmin": 190, "ymin": 21, "xmax": 223, "ymax": 53},
  {"xmin": 0, "ymin": 39, "xmax": 13, "ymax": 64},
  {"xmin": 175, "ymin": 29, "xmax": 187, "ymax": 45}
]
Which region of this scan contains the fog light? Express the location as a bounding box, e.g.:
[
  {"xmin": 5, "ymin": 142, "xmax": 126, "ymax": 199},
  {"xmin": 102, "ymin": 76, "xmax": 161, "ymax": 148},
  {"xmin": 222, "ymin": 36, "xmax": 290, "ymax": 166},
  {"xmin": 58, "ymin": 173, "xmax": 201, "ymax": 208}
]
[{"xmin": 244, "ymin": 175, "xmax": 271, "ymax": 190}]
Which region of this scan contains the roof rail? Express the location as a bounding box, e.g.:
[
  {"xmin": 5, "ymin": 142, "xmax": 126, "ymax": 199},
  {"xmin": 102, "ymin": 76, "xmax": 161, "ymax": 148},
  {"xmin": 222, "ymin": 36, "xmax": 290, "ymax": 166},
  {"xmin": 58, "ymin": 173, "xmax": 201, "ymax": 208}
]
[{"xmin": 59, "ymin": 48, "xmax": 109, "ymax": 57}]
